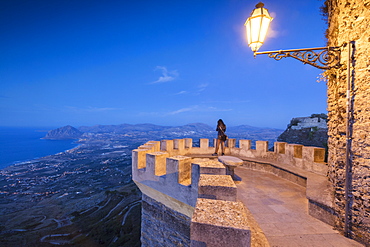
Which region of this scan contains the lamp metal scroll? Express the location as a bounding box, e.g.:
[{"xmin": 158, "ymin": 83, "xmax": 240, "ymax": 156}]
[
  {"xmin": 245, "ymin": 2, "xmax": 354, "ymax": 238},
  {"xmin": 255, "ymin": 46, "xmax": 342, "ymax": 69}
]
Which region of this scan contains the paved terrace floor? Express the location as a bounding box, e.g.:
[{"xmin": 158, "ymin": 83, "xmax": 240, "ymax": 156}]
[{"xmin": 235, "ymin": 167, "xmax": 364, "ymax": 247}]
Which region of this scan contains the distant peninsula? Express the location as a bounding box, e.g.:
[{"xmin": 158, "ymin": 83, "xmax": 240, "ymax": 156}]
[{"xmin": 43, "ymin": 125, "xmax": 83, "ymax": 140}]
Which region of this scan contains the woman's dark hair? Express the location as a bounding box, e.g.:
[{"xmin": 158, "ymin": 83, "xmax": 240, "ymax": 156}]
[{"xmin": 218, "ymin": 119, "xmax": 226, "ymax": 128}]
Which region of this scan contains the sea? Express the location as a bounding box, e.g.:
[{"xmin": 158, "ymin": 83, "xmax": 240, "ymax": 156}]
[{"xmin": 0, "ymin": 127, "xmax": 78, "ymax": 170}]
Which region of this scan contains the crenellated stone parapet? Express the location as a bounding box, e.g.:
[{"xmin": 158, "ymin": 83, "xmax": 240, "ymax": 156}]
[
  {"xmin": 132, "ymin": 138, "xmax": 330, "ymax": 246},
  {"xmin": 132, "ymin": 148, "xmax": 199, "ymax": 210},
  {"xmin": 132, "ymin": 139, "xmax": 252, "ymax": 246},
  {"xmin": 227, "ymin": 140, "xmax": 327, "ymax": 176},
  {"xmin": 143, "ymin": 138, "xmax": 327, "ymax": 175}
]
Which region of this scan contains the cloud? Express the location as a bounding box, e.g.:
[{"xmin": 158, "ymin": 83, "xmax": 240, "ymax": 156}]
[
  {"xmin": 174, "ymin": 91, "xmax": 187, "ymax": 95},
  {"xmin": 205, "ymin": 106, "xmax": 232, "ymax": 112},
  {"xmin": 195, "ymin": 83, "xmax": 208, "ymax": 94},
  {"xmin": 202, "ymin": 100, "xmax": 250, "ymax": 104},
  {"xmin": 150, "ymin": 66, "xmax": 179, "ymax": 84},
  {"xmin": 168, "ymin": 106, "xmax": 197, "ymax": 115},
  {"xmin": 166, "ymin": 105, "xmax": 232, "ymax": 115},
  {"xmin": 173, "ymin": 84, "xmax": 207, "ymax": 96},
  {"xmin": 64, "ymin": 106, "xmax": 120, "ymax": 113},
  {"xmin": 138, "ymin": 105, "xmax": 232, "ymax": 117}
]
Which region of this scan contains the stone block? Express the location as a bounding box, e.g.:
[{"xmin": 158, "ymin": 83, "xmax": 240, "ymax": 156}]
[
  {"xmin": 193, "ymin": 160, "xmax": 226, "ymax": 175},
  {"xmin": 161, "ymin": 140, "xmax": 174, "ymax": 152},
  {"xmin": 218, "ymin": 156, "xmax": 243, "ymax": 180},
  {"xmin": 191, "ymin": 198, "xmax": 251, "ymax": 247},
  {"xmin": 256, "ymin": 141, "xmax": 268, "ymax": 153},
  {"xmin": 226, "ymin": 138, "xmax": 236, "ymax": 148},
  {"xmin": 199, "ymin": 138, "xmax": 209, "ymax": 149},
  {"xmin": 147, "ymin": 141, "xmax": 161, "ymax": 152},
  {"xmin": 139, "ymin": 144, "xmax": 155, "ymax": 151},
  {"xmin": 294, "ymin": 145, "xmax": 303, "ymax": 159},
  {"xmin": 240, "ymin": 139, "xmax": 251, "ymax": 150},
  {"xmin": 132, "ymin": 148, "xmax": 151, "ymax": 169},
  {"xmin": 184, "ymin": 138, "xmax": 193, "ymax": 149},
  {"xmin": 198, "ymin": 174, "xmax": 237, "ymax": 201},
  {"xmin": 275, "ymin": 142, "xmax": 287, "ymax": 154},
  {"xmin": 174, "ymin": 139, "xmax": 185, "ymax": 152},
  {"xmin": 166, "ymin": 156, "xmax": 192, "ymax": 186},
  {"xmin": 146, "ymin": 152, "xmax": 169, "ymax": 177},
  {"xmin": 303, "ymin": 146, "xmax": 326, "ymax": 163}
]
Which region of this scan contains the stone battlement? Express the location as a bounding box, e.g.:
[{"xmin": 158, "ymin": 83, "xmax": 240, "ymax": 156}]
[
  {"xmin": 132, "ymin": 139, "xmax": 252, "ymax": 246},
  {"xmin": 133, "ymin": 138, "xmax": 327, "ymax": 177},
  {"xmin": 132, "ymin": 138, "xmax": 328, "ymax": 211},
  {"xmin": 132, "ymin": 138, "xmax": 329, "ymax": 246}
]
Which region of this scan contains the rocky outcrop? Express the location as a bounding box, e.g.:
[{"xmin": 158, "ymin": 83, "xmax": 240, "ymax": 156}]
[
  {"xmin": 43, "ymin": 125, "xmax": 83, "ymax": 140},
  {"xmin": 277, "ymin": 114, "xmax": 328, "ymax": 148}
]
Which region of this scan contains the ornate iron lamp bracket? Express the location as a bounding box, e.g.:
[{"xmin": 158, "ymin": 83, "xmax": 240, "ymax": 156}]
[{"xmin": 255, "ymin": 46, "xmax": 342, "ymax": 69}]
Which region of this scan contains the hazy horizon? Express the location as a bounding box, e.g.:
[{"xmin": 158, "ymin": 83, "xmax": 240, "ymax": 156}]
[{"xmin": 0, "ymin": 121, "xmax": 286, "ymax": 130}]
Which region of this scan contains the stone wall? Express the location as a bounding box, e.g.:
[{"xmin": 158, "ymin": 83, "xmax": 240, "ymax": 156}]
[
  {"xmin": 325, "ymin": 0, "xmax": 370, "ymax": 244},
  {"xmin": 141, "ymin": 194, "xmax": 191, "ymax": 247},
  {"xmin": 290, "ymin": 117, "xmax": 328, "ymax": 130}
]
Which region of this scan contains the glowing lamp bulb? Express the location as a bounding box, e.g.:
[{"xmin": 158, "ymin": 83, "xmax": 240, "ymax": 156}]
[{"xmin": 245, "ymin": 2, "xmax": 273, "ymax": 52}]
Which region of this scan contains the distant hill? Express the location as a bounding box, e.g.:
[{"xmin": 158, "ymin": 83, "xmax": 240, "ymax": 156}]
[
  {"xmin": 78, "ymin": 123, "xmax": 168, "ymax": 133},
  {"xmin": 43, "ymin": 125, "xmax": 83, "ymax": 140},
  {"xmin": 76, "ymin": 123, "xmax": 283, "ymax": 143},
  {"xmin": 227, "ymin": 125, "xmax": 283, "ymax": 143},
  {"xmin": 43, "ymin": 123, "xmax": 283, "ymax": 145}
]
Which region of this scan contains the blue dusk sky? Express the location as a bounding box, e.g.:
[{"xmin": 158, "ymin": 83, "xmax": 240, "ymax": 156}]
[{"xmin": 0, "ymin": 0, "xmax": 328, "ymax": 129}]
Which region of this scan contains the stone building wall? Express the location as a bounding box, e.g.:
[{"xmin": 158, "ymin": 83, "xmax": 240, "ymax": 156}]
[
  {"xmin": 290, "ymin": 117, "xmax": 328, "ymax": 130},
  {"xmin": 325, "ymin": 0, "xmax": 370, "ymax": 244}
]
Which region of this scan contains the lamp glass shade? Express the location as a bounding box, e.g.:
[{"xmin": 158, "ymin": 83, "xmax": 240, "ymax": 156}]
[{"xmin": 245, "ymin": 3, "xmax": 273, "ymax": 52}]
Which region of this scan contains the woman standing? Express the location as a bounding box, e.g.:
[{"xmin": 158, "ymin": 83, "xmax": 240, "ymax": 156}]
[{"xmin": 212, "ymin": 119, "xmax": 227, "ymax": 156}]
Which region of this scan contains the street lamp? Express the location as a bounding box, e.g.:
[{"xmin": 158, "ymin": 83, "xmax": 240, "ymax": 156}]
[
  {"xmin": 245, "ymin": 2, "xmax": 345, "ymax": 70},
  {"xmin": 244, "ymin": 2, "xmax": 273, "ymax": 53},
  {"xmin": 245, "ymin": 2, "xmax": 355, "ymax": 238}
]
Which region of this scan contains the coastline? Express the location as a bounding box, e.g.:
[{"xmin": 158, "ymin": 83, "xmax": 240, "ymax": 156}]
[
  {"xmin": 1, "ymin": 142, "xmax": 81, "ymax": 170},
  {"xmin": 0, "ymin": 127, "xmax": 79, "ymax": 170},
  {"xmin": 0, "ymin": 133, "xmax": 141, "ymax": 246}
]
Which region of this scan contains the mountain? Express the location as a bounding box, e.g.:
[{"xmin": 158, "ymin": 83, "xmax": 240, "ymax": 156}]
[
  {"xmin": 76, "ymin": 123, "xmax": 282, "ymax": 142},
  {"xmin": 43, "ymin": 125, "xmax": 83, "ymax": 140},
  {"xmin": 78, "ymin": 123, "xmax": 168, "ymax": 133},
  {"xmin": 78, "ymin": 123, "xmax": 213, "ymax": 136},
  {"xmin": 228, "ymin": 125, "xmax": 282, "ymax": 138},
  {"xmin": 42, "ymin": 123, "xmax": 284, "ymax": 148}
]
